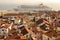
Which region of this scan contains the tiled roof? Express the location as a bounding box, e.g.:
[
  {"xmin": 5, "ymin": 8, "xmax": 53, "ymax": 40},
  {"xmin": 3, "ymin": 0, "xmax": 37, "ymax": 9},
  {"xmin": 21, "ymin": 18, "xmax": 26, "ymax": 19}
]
[{"xmin": 57, "ymin": 14, "xmax": 60, "ymax": 18}]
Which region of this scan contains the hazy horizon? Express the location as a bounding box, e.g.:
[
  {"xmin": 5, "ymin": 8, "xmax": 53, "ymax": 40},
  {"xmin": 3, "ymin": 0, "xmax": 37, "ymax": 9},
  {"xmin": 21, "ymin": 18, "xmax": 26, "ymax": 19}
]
[{"xmin": 0, "ymin": 0, "xmax": 60, "ymax": 11}]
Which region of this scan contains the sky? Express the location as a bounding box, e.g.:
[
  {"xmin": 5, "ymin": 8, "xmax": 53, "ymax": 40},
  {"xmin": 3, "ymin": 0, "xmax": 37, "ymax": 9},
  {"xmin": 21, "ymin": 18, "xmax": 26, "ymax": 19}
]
[{"xmin": 0, "ymin": 0, "xmax": 60, "ymax": 10}]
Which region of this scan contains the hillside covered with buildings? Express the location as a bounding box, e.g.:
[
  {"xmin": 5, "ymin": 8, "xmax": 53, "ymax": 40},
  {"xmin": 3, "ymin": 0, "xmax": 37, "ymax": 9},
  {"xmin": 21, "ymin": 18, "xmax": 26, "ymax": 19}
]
[{"xmin": 0, "ymin": 4, "xmax": 60, "ymax": 40}]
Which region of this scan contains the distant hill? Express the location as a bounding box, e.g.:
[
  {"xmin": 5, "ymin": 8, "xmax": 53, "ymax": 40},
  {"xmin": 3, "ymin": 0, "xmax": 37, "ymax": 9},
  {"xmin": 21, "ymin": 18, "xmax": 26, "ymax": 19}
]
[{"xmin": 14, "ymin": 4, "xmax": 52, "ymax": 11}]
